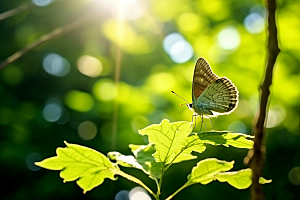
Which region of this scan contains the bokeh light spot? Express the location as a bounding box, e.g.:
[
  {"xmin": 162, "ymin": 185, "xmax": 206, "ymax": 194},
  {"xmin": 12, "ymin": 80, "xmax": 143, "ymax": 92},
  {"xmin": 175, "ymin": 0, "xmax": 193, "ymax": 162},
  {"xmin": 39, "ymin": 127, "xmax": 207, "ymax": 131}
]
[
  {"xmin": 43, "ymin": 53, "xmax": 70, "ymax": 77},
  {"xmin": 266, "ymin": 106, "xmax": 286, "ymax": 128},
  {"xmin": 115, "ymin": 190, "xmax": 130, "ymax": 200},
  {"xmin": 217, "ymin": 27, "xmax": 240, "ymax": 50},
  {"xmin": 32, "ymin": 0, "xmax": 54, "ymax": 7},
  {"xmin": 177, "ymin": 13, "xmax": 200, "ymax": 32},
  {"xmin": 276, "ymin": 190, "xmax": 295, "ymax": 200},
  {"xmin": 227, "ymin": 121, "xmax": 247, "ymax": 133},
  {"xmin": 26, "ymin": 152, "xmax": 43, "ymax": 171},
  {"xmin": 129, "ymin": 187, "xmax": 151, "ymax": 200},
  {"xmin": 64, "ymin": 90, "xmax": 94, "ymax": 112},
  {"xmin": 78, "ymin": 121, "xmax": 97, "ymax": 140},
  {"xmin": 42, "ymin": 103, "xmax": 62, "ymax": 122},
  {"xmin": 148, "ymin": 73, "xmax": 175, "ymax": 93},
  {"xmin": 289, "ymin": 166, "xmax": 300, "ymax": 185},
  {"xmin": 2, "ymin": 66, "xmax": 23, "ymax": 85},
  {"xmin": 170, "ymin": 40, "xmax": 193, "ymax": 63},
  {"xmin": 93, "ymin": 80, "xmax": 117, "ymax": 101},
  {"xmin": 163, "ymin": 33, "xmax": 193, "ymax": 63},
  {"xmin": 234, "ymin": 100, "xmax": 252, "ymax": 118},
  {"xmin": 163, "ymin": 33, "xmax": 184, "ymax": 54},
  {"xmin": 77, "ymin": 55, "xmax": 102, "ymax": 77},
  {"xmin": 244, "ymin": 13, "xmax": 265, "ymax": 34}
]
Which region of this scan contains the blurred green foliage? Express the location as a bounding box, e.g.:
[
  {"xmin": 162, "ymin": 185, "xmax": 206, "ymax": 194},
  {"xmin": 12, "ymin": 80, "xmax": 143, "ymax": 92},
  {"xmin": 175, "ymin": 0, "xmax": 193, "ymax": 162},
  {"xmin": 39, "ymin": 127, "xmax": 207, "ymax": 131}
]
[{"xmin": 0, "ymin": 0, "xmax": 300, "ymax": 199}]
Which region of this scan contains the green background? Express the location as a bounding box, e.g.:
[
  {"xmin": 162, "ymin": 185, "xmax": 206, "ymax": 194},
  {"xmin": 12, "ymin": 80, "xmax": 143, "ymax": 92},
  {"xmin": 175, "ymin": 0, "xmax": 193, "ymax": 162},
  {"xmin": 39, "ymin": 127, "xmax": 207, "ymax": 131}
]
[{"xmin": 1, "ymin": 0, "xmax": 300, "ymax": 199}]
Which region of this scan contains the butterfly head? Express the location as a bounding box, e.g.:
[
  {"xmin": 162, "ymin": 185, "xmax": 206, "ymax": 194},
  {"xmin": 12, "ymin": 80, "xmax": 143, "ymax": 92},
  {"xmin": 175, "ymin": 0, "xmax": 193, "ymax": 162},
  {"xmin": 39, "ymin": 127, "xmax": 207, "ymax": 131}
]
[{"xmin": 187, "ymin": 103, "xmax": 194, "ymax": 111}]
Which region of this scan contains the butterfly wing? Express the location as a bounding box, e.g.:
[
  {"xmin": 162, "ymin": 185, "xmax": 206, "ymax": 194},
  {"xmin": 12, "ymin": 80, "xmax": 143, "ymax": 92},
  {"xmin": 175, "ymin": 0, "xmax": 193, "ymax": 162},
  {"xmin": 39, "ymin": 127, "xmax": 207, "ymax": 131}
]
[
  {"xmin": 197, "ymin": 77, "xmax": 239, "ymax": 115},
  {"xmin": 192, "ymin": 58, "xmax": 219, "ymax": 103}
]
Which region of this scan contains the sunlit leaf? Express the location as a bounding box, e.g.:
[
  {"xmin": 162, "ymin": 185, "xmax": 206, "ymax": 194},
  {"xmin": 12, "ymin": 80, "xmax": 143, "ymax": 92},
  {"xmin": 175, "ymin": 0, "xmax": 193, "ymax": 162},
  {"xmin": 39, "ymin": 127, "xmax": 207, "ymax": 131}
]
[
  {"xmin": 182, "ymin": 133, "xmax": 207, "ymax": 154},
  {"xmin": 138, "ymin": 119, "xmax": 192, "ymax": 164},
  {"xmin": 195, "ymin": 131, "xmax": 253, "ymax": 149},
  {"xmin": 187, "ymin": 158, "xmax": 234, "ymax": 185},
  {"xmin": 180, "ymin": 131, "xmax": 253, "ymax": 157},
  {"xmin": 108, "ymin": 144, "xmax": 163, "ymax": 180},
  {"xmin": 130, "ymin": 144, "xmax": 163, "ymax": 179},
  {"xmin": 129, "ymin": 144, "xmax": 162, "ymax": 179},
  {"xmin": 107, "ymin": 151, "xmax": 144, "ymax": 169},
  {"xmin": 215, "ymin": 168, "xmax": 272, "ymax": 189},
  {"xmin": 35, "ymin": 141, "xmax": 117, "ymax": 193},
  {"xmin": 172, "ymin": 153, "xmax": 197, "ymax": 163},
  {"xmin": 215, "ymin": 168, "xmax": 252, "ymax": 189}
]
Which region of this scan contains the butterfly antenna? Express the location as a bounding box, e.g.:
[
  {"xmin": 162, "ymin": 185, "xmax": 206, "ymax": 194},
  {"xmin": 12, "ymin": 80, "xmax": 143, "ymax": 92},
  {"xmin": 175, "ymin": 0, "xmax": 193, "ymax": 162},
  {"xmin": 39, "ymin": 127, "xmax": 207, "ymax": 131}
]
[{"xmin": 171, "ymin": 91, "xmax": 190, "ymax": 106}]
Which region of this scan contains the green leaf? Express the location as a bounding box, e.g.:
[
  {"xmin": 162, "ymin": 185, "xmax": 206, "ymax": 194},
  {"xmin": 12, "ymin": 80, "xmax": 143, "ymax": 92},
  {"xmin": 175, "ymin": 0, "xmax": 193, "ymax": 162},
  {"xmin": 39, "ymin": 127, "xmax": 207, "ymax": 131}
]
[
  {"xmin": 179, "ymin": 131, "xmax": 253, "ymax": 158},
  {"xmin": 196, "ymin": 131, "xmax": 254, "ymax": 149},
  {"xmin": 35, "ymin": 141, "xmax": 117, "ymax": 193},
  {"xmin": 215, "ymin": 168, "xmax": 272, "ymax": 189},
  {"xmin": 107, "ymin": 151, "xmax": 144, "ymax": 169},
  {"xmin": 259, "ymin": 177, "xmax": 272, "ymax": 184},
  {"xmin": 129, "ymin": 144, "xmax": 163, "ymax": 179},
  {"xmin": 216, "ymin": 168, "xmax": 252, "ymax": 189},
  {"xmin": 172, "ymin": 153, "xmax": 197, "ymax": 164},
  {"xmin": 138, "ymin": 119, "xmax": 192, "ymax": 164},
  {"xmin": 187, "ymin": 158, "xmax": 234, "ymax": 185},
  {"xmin": 181, "ymin": 133, "xmax": 207, "ymax": 154},
  {"xmin": 108, "ymin": 144, "xmax": 163, "ymax": 180}
]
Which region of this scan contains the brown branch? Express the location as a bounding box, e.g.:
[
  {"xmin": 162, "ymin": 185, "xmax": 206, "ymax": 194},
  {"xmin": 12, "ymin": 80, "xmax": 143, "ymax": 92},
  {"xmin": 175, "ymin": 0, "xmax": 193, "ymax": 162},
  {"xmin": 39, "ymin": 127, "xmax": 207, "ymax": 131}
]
[
  {"xmin": 0, "ymin": 0, "xmax": 76, "ymax": 21},
  {"xmin": 0, "ymin": 2, "xmax": 35, "ymax": 21},
  {"xmin": 0, "ymin": 10, "xmax": 98, "ymax": 70},
  {"xmin": 246, "ymin": 0, "xmax": 280, "ymax": 199}
]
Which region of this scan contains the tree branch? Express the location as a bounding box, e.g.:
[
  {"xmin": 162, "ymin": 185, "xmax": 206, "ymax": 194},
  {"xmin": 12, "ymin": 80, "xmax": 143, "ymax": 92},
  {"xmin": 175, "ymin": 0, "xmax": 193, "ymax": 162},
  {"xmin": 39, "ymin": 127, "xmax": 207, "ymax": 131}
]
[
  {"xmin": 0, "ymin": 2, "xmax": 35, "ymax": 21},
  {"xmin": 247, "ymin": 0, "xmax": 280, "ymax": 199},
  {"xmin": 0, "ymin": 9, "xmax": 98, "ymax": 70}
]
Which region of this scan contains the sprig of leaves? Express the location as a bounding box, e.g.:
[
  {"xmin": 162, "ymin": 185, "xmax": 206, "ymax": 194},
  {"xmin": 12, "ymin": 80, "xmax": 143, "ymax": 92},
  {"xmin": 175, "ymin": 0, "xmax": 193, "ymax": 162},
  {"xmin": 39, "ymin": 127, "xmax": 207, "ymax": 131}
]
[{"xmin": 36, "ymin": 119, "xmax": 270, "ymax": 200}]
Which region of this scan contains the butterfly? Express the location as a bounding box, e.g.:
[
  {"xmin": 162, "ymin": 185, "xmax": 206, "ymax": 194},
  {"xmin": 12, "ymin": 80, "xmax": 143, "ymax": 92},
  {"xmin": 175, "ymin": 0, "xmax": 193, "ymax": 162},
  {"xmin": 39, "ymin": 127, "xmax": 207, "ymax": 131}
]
[{"xmin": 172, "ymin": 57, "xmax": 239, "ymax": 131}]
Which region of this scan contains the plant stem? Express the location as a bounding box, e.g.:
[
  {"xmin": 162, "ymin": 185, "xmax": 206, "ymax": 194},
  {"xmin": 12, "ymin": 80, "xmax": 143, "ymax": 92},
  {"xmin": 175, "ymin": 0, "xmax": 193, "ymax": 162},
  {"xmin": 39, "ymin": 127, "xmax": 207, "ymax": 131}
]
[
  {"xmin": 156, "ymin": 164, "xmax": 165, "ymax": 199},
  {"xmin": 154, "ymin": 178, "xmax": 160, "ymax": 192},
  {"xmin": 115, "ymin": 170, "xmax": 155, "ymax": 198},
  {"xmin": 165, "ymin": 182, "xmax": 192, "ymax": 200}
]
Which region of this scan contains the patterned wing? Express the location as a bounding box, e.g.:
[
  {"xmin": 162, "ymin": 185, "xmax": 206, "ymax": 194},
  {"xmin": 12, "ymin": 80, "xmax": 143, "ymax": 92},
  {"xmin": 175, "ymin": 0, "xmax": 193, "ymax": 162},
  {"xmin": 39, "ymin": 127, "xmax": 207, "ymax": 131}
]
[
  {"xmin": 197, "ymin": 77, "xmax": 239, "ymax": 115},
  {"xmin": 192, "ymin": 58, "xmax": 219, "ymax": 102}
]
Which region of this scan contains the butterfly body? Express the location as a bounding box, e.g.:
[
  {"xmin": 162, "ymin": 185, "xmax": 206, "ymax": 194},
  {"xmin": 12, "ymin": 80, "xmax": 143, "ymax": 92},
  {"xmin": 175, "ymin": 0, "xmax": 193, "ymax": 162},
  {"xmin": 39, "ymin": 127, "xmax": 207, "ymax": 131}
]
[{"xmin": 190, "ymin": 58, "xmax": 239, "ymax": 129}]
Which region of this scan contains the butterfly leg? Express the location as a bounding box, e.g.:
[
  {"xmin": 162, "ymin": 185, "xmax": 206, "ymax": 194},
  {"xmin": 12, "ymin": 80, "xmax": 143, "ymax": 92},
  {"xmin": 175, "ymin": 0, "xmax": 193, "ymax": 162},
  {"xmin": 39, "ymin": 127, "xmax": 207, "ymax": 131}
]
[
  {"xmin": 200, "ymin": 114, "xmax": 207, "ymax": 132},
  {"xmin": 191, "ymin": 113, "xmax": 197, "ymax": 130},
  {"xmin": 208, "ymin": 116, "xmax": 214, "ymax": 130},
  {"xmin": 191, "ymin": 114, "xmax": 194, "ymax": 129},
  {"xmin": 199, "ymin": 117, "xmax": 202, "ymax": 132}
]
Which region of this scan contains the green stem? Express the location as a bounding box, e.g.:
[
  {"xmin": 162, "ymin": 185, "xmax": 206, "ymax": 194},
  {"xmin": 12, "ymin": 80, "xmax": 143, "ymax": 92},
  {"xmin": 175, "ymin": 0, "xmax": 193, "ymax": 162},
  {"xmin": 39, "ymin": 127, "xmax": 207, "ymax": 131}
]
[
  {"xmin": 154, "ymin": 178, "xmax": 160, "ymax": 192},
  {"xmin": 156, "ymin": 164, "xmax": 165, "ymax": 199},
  {"xmin": 165, "ymin": 182, "xmax": 193, "ymax": 200},
  {"xmin": 115, "ymin": 170, "xmax": 155, "ymax": 198}
]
